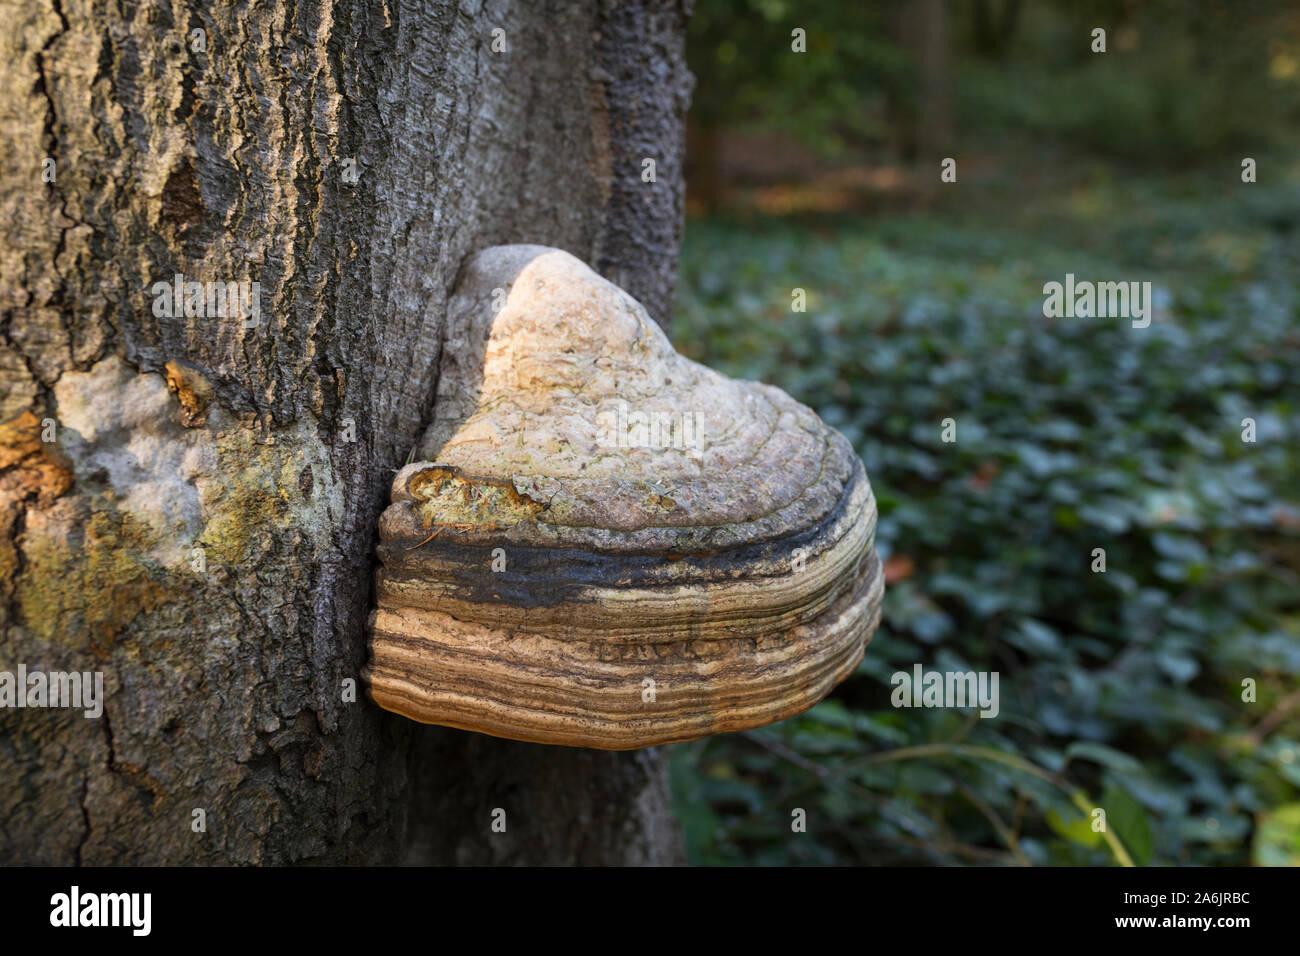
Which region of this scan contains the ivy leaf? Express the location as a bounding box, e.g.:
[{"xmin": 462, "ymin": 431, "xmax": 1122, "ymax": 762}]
[
  {"xmin": 1101, "ymin": 784, "xmax": 1154, "ymax": 865},
  {"xmin": 1047, "ymin": 806, "xmax": 1104, "ymax": 848},
  {"xmin": 1065, "ymin": 742, "xmax": 1143, "ymax": 775}
]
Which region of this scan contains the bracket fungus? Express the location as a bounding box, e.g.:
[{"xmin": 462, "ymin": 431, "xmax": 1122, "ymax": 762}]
[{"xmin": 365, "ymin": 245, "xmax": 883, "ymax": 749}]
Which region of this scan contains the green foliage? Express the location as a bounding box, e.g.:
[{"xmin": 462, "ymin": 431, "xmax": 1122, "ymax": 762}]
[
  {"xmin": 668, "ymin": 166, "xmax": 1300, "ymax": 866},
  {"xmin": 687, "ymin": 0, "xmax": 899, "ymax": 154},
  {"xmin": 687, "ymin": 0, "xmax": 1300, "ymax": 164},
  {"xmin": 957, "ymin": 2, "xmax": 1300, "ymax": 161},
  {"xmin": 1253, "ymin": 802, "xmax": 1300, "ymax": 865}
]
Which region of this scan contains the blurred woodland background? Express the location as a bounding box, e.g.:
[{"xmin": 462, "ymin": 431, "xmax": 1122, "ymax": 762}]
[{"xmin": 668, "ymin": 0, "xmax": 1300, "ymax": 865}]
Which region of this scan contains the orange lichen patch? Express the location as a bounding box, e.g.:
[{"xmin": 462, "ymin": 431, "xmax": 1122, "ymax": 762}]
[
  {"xmin": 164, "ymin": 360, "xmax": 215, "ymax": 427},
  {"xmin": 0, "ymin": 411, "xmax": 75, "ymax": 609},
  {"xmin": 0, "ymin": 411, "xmax": 75, "ymax": 506}
]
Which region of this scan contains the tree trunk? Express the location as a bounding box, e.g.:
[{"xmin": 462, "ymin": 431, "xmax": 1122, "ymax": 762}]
[
  {"xmin": 685, "ymin": 116, "xmax": 721, "ymax": 215},
  {"xmin": 890, "ymin": 0, "xmax": 952, "ymax": 163},
  {"xmin": 0, "ymin": 0, "xmax": 691, "ymax": 865},
  {"xmin": 972, "ymin": 0, "xmax": 1020, "ymax": 60},
  {"xmin": 913, "ymin": 0, "xmax": 953, "ymax": 160}
]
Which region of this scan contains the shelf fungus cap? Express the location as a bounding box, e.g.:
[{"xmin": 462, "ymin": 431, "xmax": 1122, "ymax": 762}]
[{"xmin": 365, "ymin": 245, "xmax": 883, "ymax": 749}]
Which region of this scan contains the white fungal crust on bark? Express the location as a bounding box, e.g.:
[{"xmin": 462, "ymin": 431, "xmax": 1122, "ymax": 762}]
[{"xmin": 368, "ymin": 247, "xmax": 883, "ymax": 749}]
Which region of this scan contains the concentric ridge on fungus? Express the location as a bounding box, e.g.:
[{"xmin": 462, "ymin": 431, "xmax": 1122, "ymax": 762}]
[{"xmin": 364, "ymin": 245, "xmax": 883, "ymax": 749}]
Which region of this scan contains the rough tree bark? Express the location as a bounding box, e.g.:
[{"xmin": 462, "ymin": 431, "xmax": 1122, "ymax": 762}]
[{"xmin": 0, "ymin": 0, "xmax": 691, "ymax": 865}]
